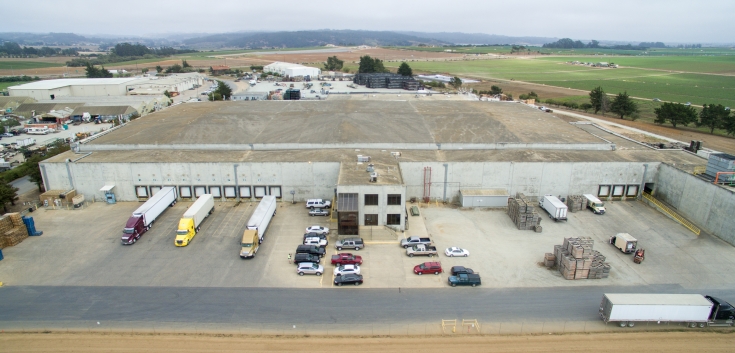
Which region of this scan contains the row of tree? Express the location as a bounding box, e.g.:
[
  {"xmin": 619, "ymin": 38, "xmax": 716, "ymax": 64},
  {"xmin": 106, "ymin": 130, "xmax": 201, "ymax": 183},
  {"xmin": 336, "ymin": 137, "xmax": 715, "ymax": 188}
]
[
  {"xmin": 0, "ymin": 41, "xmax": 79, "ymax": 57},
  {"xmin": 67, "ymin": 43, "xmax": 197, "ymax": 67},
  {"xmin": 588, "ymin": 86, "xmax": 735, "ymax": 135}
]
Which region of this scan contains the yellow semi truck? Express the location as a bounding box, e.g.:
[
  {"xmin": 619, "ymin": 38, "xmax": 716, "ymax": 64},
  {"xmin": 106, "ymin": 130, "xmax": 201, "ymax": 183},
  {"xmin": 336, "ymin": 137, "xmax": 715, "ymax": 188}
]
[
  {"xmin": 175, "ymin": 194, "xmax": 215, "ymax": 246},
  {"xmin": 240, "ymin": 229, "xmax": 260, "ymax": 259}
]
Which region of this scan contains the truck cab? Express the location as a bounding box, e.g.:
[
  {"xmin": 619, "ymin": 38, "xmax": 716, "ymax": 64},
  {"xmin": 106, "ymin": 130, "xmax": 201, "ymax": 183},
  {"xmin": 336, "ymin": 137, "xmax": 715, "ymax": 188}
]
[
  {"xmin": 121, "ymin": 216, "xmax": 145, "ymax": 244},
  {"xmin": 240, "ymin": 229, "xmax": 260, "ymax": 259},
  {"xmin": 706, "ymin": 296, "xmax": 735, "ymax": 325},
  {"xmin": 448, "ymin": 273, "xmax": 481, "ymax": 287},
  {"xmin": 175, "ymin": 218, "xmax": 196, "ymax": 246}
]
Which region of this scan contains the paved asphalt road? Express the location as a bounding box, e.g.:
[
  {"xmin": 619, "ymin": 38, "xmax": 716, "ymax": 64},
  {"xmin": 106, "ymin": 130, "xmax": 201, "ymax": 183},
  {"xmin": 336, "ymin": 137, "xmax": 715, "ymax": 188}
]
[
  {"xmin": 10, "ymin": 176, "xmax": 34, "ymax": 196},
  {"xmin": 1, "ymin": 284, "xmax": 732, "ymax": 327}
]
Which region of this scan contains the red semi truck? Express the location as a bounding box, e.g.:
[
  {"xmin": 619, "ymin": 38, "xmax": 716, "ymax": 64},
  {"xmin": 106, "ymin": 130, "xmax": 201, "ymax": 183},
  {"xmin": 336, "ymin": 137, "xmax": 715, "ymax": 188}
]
[{"xmin": 121, "ymin": 187, "xmax": 177, "ymax": 244}]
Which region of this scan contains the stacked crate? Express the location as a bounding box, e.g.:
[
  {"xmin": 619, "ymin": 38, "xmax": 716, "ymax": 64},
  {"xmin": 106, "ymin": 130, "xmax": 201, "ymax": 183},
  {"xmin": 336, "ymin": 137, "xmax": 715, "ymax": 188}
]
[
  {"xmin": 565, "ymin": 195, "xmax": 586, "ymax": 213},
  {"xmin": 0, "ymin": 213, "xmax": 29, "ymax": 249},
  {"xmin": 507, "ymin": 193, "xmax": 541, "ymax": 231},
  {"xmin": 552, "ymin": 237, "xmax": 610, "ymax": 280}
]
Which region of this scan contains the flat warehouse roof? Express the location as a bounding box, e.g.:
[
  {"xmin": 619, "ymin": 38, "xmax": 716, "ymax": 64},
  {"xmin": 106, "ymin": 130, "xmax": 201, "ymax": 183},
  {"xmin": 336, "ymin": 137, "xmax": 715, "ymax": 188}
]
[
  {"xmin": 85, "ymin": 100, "xmax": 604, "ymax": 146},
  {"xmin": 9, "ymin": 78, "xmax": 141, "ymax": 90}
]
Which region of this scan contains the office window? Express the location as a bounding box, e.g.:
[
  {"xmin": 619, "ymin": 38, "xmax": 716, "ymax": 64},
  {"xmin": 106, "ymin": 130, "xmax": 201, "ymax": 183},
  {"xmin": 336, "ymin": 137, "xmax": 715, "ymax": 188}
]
[
  {"xmin": 364, "ymin": 214, "xmax": 378, "ymax": 225},
  {"xmin": 387, "ymin": 214, "xmax": 401, "ymax": 225},
  {"xmin": 387, "ymin": 194, "xmax": 401, "ymax": 205},
  {"xmin": 364, "ymin": 194, "xmax": 378, "ymax": 206}
]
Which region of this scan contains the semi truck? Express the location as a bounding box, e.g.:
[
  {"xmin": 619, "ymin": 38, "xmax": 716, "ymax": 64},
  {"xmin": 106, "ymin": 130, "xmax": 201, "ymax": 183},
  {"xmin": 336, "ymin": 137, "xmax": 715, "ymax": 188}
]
[
  {"xmin": 247, "ymin": 195, "xmax": 276, "ymax": 244},
  {"xmin": 539, "ymin": 195, "xmax": 568, "ymax": 222},
  {"xmin": 239, "ymin": 229, "xmax": 260, "ymax": 259},
  {"xmin": 583, "ymin": 194, "xmax": 606, "ymax": 214},
  {"xmin": 175, "ymin": 194, "xmax": 214, "ymax": 247},
  {"xmin": 122, "ymin": 187, "xmax": 177, "ymax": 244},
  {"xmin": 600, "ymin": 293, "xmax": 735, "ymax": 328}
]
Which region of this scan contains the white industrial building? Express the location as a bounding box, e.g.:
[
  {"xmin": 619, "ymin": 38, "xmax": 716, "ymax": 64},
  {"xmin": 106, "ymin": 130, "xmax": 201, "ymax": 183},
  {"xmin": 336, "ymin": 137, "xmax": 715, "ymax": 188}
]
[
  {"xmin": 8, "ymin": 74, "xmax": 204, "ymax": 100},
  {"xmin": 264, "ymin": 61, "xmax": 321, "ymax": 77},
  {"xmin": 38, "ymin": 100, "xmax": 735, "ymax": 242}
]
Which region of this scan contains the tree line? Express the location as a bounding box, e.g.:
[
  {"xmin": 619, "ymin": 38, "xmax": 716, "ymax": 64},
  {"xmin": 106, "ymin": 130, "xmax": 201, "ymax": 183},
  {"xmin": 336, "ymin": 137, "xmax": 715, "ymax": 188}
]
[
  {"xmin": 0, "ymin": 41, "xmax": 79, "ymax": 57},
  {"xmin": 67, "ymin": 43, "xmax": 197, "ymax": 67},
  {"xmin": 543, "ymin": 38, "xmax": 680, "ymax": 51}
]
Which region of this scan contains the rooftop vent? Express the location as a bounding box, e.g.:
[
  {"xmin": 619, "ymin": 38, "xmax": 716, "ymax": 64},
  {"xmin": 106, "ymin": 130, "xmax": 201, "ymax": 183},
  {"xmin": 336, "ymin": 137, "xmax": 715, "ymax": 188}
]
[
  {"xmin": 366, "ymin": 164, "xmax": 375, "ymax": 173},
  {"xmin": 357, "ymin": 155, "xmax": 371, "ymax": 163},
  {"xmin": 369, "ymin": 172, "xmax": 378, "ymax": 183}
]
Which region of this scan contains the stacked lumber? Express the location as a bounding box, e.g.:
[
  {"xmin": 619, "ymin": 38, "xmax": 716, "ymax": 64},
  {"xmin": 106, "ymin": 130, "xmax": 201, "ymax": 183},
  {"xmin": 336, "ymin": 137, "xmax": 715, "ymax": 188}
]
[
  {"xmin": 552, "ymin": 237, "xmax": 610, "ymax": 280},
  {"xmin": 507, "ymin": 193, "xmax": 542, "ymax": 231},
  {"xmin": 0, "ymin": 213, "xmax": 29, "ymax": 249},
  {"xmin": 544, "ymin": 253, "xmax": 555, "ymax": 268},
  {"xmin": 566, "ymin": 195, "xmax": 586, "ymax": 213}
]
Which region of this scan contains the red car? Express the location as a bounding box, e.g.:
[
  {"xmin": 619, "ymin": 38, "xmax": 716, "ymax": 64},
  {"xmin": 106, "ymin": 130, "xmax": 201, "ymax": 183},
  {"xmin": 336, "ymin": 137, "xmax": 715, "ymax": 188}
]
[
  {"xmin": 331, "ymin": 253, "xmax": 363, "ymax": 266},
  {"xmin": 414, "ymin": 261, "xmax": 443, "ymax": 275}
]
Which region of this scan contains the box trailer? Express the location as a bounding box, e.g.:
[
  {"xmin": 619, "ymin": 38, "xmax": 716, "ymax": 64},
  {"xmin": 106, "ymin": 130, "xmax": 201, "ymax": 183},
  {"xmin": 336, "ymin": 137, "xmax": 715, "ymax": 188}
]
[
  {"xmin": 583, "ymin": 194, "xmax": 606, "ymax": 214},
  {"xmin": 247, "ymin": 195, "xmax": 276, "ymax": 244},
  {"xmin": 600, "ymin": 293, "xmax": 735, "ymax": 328},
  {"xmin": 539, "ymin": 195, "xmax": 568, "ymax": 222},
  {"xmin": 121, "ymin": 187, "xmax": 177, "ymax": 245},
  {"xmin": 175, "ymin": 194, "xmax": 215, "ymax": 247}
]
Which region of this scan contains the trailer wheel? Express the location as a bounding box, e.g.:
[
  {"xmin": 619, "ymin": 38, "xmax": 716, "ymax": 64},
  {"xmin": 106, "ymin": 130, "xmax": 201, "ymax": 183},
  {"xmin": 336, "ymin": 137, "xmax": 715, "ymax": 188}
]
[
  {"xmin": 619, "ymin": 322, "xmax": 627, "ymax": 327},
  {"xmin": 688, "ymin": 322, "xmax": 697, "ymax": 328},
  {"xmin": 698, "ymin": 323, "xmax": 705, "ymax": 328},
  {"xmin": 627, "ymin": 322, "xmax": 635, "ymax": 327}
]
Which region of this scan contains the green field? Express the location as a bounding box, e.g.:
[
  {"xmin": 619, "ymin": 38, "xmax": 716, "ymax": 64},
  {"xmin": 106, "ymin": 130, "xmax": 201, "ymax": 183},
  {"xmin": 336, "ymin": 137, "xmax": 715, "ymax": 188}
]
[
  {"xmin": 388, "ymin": 59, "xmax": 735, "ymax": 107},
  {"xmin": 398, "ymin": 45, "xmax": 735, "ymax": 57},
  {"xmin": 0, "ymin": 61, "xmax": 63, "ymax": 69},
  {"xmin": 0, "ymin": 82, "xmax": 20, "ymax": 91},
  {"xmin": 537, "ymin": 56, "xmax": 735, "ymax": 74}
]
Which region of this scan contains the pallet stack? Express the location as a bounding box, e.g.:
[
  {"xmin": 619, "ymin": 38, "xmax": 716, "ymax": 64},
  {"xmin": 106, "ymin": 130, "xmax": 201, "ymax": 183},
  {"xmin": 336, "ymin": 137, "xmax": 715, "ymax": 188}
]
[
  {"xmin": 0, "ymin": 213, "xmax": 29, "ymax": 249},
  {"xmin": 552, "ymin": 237, "xmax": 610, "ymax": 280},
  {"xmin": 566, "ymin": 195, "xmax": 586, "ymax": 212},
  {"xmin": 507, "ymin": 193, "xmax": 542, "ymax": 231}
]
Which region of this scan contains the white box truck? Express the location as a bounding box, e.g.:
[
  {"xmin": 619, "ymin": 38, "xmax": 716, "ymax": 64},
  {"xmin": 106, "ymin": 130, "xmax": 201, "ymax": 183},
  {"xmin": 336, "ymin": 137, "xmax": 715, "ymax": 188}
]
[
  {"xmin": 600, "ymin": 293, "xmax": 735, "ymax": 328},
  {"xmin": 539, "ymin": 195, "xmax": 568, "ymax": 222},
  {"xmin": 247, "ymin": 195, "xmax": 276, "ymax": 244},
  {"xmin": 583, "ymin": 194, "xmax": 606, "ymax": 214},
  {"xmin": 122, "ymin": 187, "xmax": 177, "ymax": 245},
  {"xmin": 175, "ymin": 194, "xmax": 215, "ymax": 247}
]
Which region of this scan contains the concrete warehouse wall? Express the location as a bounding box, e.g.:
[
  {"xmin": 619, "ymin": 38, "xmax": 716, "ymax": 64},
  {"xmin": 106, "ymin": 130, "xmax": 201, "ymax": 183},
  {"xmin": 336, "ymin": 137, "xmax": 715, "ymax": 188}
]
[
  {"xmin": 653, "ymin": 163, "xmax": 735, "ymax": 245},
  {"xmin": 400, "ymin": 161, "xmax": 656, "ymax": 202},
  {"xmin": 40, "ymin": 161, "xmax": 340, "ymax": 202}
]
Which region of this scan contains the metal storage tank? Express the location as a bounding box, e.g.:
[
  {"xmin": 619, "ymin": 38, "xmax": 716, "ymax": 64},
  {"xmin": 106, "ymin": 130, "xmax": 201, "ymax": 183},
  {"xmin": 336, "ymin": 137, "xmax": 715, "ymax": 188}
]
[{"xmin": 460, "ymin": 189, "xmax": 509, "ymax": 207}]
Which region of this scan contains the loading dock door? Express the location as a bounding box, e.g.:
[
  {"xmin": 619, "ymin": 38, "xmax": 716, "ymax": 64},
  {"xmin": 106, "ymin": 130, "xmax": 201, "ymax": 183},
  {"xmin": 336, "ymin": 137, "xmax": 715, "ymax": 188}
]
[
  {"xmin": 224, "ymin": 186, "xmax": 236, "ymax": 198},
  {"xmin": 254, "ymin": 186, "xmax": 266, "ymax": 198},
  {"xmin": 194, "ymin": 186, "xmax": 207, "ymax": 198},
  {"xmin": 239, "ymin": 186, "xmax": 251, "ymax": 198}
]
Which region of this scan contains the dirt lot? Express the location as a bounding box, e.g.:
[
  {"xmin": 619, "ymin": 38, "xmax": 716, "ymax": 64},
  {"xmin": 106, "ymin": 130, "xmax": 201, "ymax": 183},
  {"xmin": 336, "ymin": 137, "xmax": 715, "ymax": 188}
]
[{"xmin": 2, "ymin": 332, "xmax": 734, "ymax": 352}]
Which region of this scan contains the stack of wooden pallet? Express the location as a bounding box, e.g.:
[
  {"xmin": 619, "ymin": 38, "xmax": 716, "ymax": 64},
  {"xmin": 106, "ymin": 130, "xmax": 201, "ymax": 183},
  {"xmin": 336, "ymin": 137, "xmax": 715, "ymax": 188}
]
[
  {"xmin": 0, "ymin": 213, "xmax": 29, "ymax": 249},
  {"xmin": 507, "ymin": 193, "xmax": 542, "ymax": 231},
  {"xmin": 552, "ymin": 237, "xmax": 610, "ymax": 280},
  {"xmin": 566, "ymin": 195, "xmax": 586, "ymax": 212}
]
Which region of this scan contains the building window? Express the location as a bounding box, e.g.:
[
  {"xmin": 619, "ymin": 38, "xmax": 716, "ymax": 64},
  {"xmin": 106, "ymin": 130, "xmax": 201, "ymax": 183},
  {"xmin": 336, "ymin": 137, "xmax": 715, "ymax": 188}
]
[
  {"xmin": 387, "ymin": 214, "xmax": 401, "ymax": 225},
  {"xmin": 364, "ymin": 214, "xmax": 378, "ymax": 226},
  {"xmin": 364, "ymin": 194, "xmax": 378, "ymax": 206},
  {"xmin": 387, "ymin": 194, "xmax": 401, "ymax": 205}
]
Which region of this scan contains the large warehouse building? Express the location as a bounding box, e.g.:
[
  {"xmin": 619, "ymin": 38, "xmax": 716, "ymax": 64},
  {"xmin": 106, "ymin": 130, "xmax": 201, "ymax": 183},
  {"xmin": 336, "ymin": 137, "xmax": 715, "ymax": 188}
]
[
  {"xmin": 264, "ymin": 61, "xmax": 321, "ymax": 77},
  {"xmin": 39, "ymin": 100, "xmax": 734, "ymax": 241}
]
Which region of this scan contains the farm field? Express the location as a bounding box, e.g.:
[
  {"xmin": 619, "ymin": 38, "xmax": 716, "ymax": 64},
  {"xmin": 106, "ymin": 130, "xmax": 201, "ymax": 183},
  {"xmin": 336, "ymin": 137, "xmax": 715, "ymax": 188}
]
[
  {"xmin": 399, "ymin": 45, "xmax": 735, "ymax": 57},
  {"xmin": 391, "ymin": 59, "xmax": 735, "ymax": 107},
  {"xmin": 0, "ymin": 61, "xmax": 63, "ymax": 69},
  {"xmin": 538, "ymin": 56, "xmax": 735, "ymax": 74}
]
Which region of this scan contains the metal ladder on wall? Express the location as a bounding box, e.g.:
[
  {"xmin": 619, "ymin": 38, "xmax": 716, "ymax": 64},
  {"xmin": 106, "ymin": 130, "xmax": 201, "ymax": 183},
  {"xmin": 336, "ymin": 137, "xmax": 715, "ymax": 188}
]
[{"xmin": 641, "ymin": 192, "xmax": 701, "ymax": 235}]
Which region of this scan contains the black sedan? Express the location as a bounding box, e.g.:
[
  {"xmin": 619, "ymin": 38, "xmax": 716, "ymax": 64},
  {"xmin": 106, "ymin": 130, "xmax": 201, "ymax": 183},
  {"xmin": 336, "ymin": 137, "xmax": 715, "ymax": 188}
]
[
  {"xmin": 334, "ymin": 274, "xmax": 363, "ymax": 286},
  {"xmin": 450, "ymin": 266, "xmax": 474, "ymax": 276}
]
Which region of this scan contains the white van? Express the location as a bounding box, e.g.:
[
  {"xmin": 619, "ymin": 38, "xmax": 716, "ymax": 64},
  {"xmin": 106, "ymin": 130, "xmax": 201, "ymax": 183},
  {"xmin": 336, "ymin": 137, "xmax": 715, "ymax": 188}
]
[
  {"xmin": 26, "ymin": 127, "xmax": 50, "ymax": 135},
  {"xmin": 583, "ymin": 194, "xmax": 606, "ymax": 214}
]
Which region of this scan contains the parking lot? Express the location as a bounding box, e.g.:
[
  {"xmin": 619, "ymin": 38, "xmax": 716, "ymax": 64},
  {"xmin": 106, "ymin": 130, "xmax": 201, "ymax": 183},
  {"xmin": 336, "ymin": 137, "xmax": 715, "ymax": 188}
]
[{"xmin": 1, "ymin": 198, "xmax": 735, "ymax": 290}]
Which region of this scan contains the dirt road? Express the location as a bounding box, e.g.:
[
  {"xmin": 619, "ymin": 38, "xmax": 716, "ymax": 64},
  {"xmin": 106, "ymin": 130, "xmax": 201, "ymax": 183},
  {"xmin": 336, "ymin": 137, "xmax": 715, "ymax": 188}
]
[{"xmin": 2, "ymin": 331, "xmax": 734, "ymax": 352}]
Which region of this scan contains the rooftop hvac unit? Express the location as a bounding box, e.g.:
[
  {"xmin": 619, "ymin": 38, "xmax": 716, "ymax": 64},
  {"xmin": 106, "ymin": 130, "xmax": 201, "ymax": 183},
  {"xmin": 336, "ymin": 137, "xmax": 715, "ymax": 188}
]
[
  {"xmin": 391, "ymin": 152, "xmax": 401, "ymax": 157},
  {"xmin": 366, "ymin": 164, "xmax": 375, "ymax": 173},
  {"xmin": 357, "ymin": 155, "xmax": 371, "ymax": 162},
  {"xmin": 369, "ymin": 172, "xmax": 378, "ymax": 183}
]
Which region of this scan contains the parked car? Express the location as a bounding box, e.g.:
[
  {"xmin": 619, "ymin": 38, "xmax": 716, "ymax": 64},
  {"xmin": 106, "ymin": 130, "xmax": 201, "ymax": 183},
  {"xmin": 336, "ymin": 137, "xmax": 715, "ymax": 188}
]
[
  {"xmin": 293, "ymin": 253, "xmax": 320, "ymax": 266},
  {"xmin": 334, "ymin": 273, "xmax": 363, "ymax": 286},
  {"xmin": 296, "ymin": 262, "xmax": 324, "ymax": 276},
  {"xmin": 335, "ymin": 237, "xmax": 364, "ymax": 251},
  {"xmin": 309, "ymin": 208, "xmax": 330, "ymax": 217},
  {"xmin": 1, "ymin": 133, "xmax": 12, "ymax": 137},
  {"xmin": 331, "ymin": 253, "xmax": 363, "ymax": 266},
  {"xmin": 296, "ymin": 244, "xmax": 325, "ymax": 258},
  {"xmin": 450, "ymin": 266, "xmax": 474, "ymax": 276},
  {"xmin": 448, "ymin": 273, "xmax": 481, "ymax": 287},
  {"xmin": 414, "ymin": 261, "xmax": 443, "ymax": 275},
  {"xmin": 304, "ymin": 236, "xmax": 327, "ymax": 247},
  {"xmin": 653, "ymin": 98, "xmax": 661, "ymax": 102},
  {"xmin": 303, "ymin": 232, "xmax": 328, "ymax": 240},
  {"xmin": 305, "ymin": 225, "xmax": 329, "ymax": 235},
  {"xmin": 306, "ymin": 199, "xmax": 331, "ymax": 209},
  {"xmin": 333, "ymin": 264, "xmax": 361, "ymax": 276},
  {"xmin": 445, "ymin": 247, "xmax": 470, "ymax": 257},
  {"xmin": 400, "ymin": 236, "xmax": 433, "ymax": 249}
]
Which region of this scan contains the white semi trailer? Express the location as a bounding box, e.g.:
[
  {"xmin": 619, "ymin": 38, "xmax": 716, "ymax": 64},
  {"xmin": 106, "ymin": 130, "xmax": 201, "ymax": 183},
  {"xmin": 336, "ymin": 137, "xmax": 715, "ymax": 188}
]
[
  {"xmin": 539, "ymin": 195, "xmax": 568, "ymax": 222},
  {"xmin": 600, "ymin": 293, "xmax": 735, "ymax": 328},
  {"xmin": 246, "ymin": 195, "xmax": 276, "ymax": 244}
]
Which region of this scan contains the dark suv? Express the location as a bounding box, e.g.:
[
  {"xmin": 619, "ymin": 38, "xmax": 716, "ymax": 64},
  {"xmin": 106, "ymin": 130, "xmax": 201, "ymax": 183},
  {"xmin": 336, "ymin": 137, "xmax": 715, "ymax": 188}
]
[
  {"xmin": 293, "ymin": 253, "xmax": 320, "ymax": 265},
  {"xmin": 296, "ymin": 244, "xmax": 326, "ymax": 258}
]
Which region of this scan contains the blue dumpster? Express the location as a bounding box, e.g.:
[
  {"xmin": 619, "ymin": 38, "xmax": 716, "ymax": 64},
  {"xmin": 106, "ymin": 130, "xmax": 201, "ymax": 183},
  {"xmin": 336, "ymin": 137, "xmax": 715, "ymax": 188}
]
[
  {"xmin": 22, "ymin": 216, "xmax": 43, "ymax": 236},
  {"xmin": 0, "ymin": 248, "xmax": 4, "ymax": 261}
]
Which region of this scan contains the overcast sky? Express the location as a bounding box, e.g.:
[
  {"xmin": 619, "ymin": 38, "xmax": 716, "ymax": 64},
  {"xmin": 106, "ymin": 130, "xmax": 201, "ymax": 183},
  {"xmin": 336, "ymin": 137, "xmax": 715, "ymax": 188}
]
[{"xmin": 3, "ymin": 0, "xmax": 733, "ymax": 43}]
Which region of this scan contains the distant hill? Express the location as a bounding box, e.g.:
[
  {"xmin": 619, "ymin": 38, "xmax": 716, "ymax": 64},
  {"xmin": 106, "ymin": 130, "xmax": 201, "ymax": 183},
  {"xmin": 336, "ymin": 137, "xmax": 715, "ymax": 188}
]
[
  {"xmin": 0, "ymin": 32, "xmax": 101, "ymax": 45},
  {"xmin": 397, "ymin": 31, "xmax": 558, "ymax": 46},
  {"xmin": 182, "ymin": 30, "xmax": 449, "ymax": 49}
]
